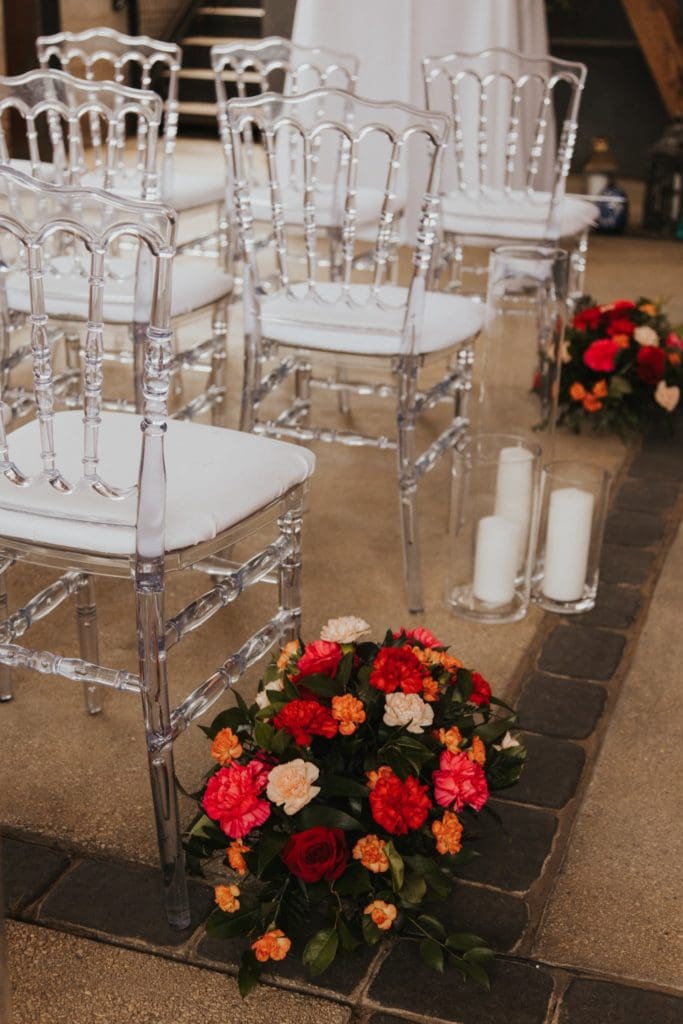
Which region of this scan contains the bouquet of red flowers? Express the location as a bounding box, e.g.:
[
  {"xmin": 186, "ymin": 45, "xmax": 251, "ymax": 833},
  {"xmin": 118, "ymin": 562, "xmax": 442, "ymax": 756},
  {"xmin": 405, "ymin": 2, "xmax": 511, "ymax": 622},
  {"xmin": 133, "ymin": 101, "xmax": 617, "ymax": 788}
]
[
  {"xmin": 555, "ymin": 297, "xmax": 682, "ymax": 434},
  {"xmin": 186, "ymin": 618, "xmax": 525, "ymax": 996}
]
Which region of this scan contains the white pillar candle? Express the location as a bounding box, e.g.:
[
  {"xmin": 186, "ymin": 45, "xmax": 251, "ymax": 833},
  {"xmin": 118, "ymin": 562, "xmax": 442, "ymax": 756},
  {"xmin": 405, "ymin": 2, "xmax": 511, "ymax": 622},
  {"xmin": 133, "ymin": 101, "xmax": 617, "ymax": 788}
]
[
  {"xmin": 472, "ymin": 515, "xmax": 521, "ymax": 606},
  {"xmin": 494, "ymin": 446, "xmax": 534, "ymax": 565},
  {"xmin": 542, "ymin": 486, "xmax": 594, "ymax": 602}
]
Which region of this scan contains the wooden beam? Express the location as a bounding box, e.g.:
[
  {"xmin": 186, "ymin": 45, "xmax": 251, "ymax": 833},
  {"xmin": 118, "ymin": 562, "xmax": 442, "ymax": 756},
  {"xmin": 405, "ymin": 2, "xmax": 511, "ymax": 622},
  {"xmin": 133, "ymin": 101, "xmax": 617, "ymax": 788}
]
[{"xmin": 621, "ymin": 0, "xmax": 683, "ymax": 115}]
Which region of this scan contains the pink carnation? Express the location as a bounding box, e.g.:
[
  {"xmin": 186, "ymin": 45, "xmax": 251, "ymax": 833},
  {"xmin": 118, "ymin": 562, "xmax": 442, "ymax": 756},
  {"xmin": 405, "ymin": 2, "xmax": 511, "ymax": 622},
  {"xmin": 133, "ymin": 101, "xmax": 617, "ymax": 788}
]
[
  {"xmin": 432, "ymin": 750, "xmax": 489, "ymax": 813},
  {"xmin": 202, "ymin": 760, "xmax": 271, "ymax": 839},
  {"xmin": 666, "ymin": 331, "xmax": 683, "ymax": 350},
  {"xmin": 583, "ymin": 338, "xmax": 620, "ymax": 373},
  {"xmin": 393, "ymin": 626, "xmax": 444, "ymax": 648}
]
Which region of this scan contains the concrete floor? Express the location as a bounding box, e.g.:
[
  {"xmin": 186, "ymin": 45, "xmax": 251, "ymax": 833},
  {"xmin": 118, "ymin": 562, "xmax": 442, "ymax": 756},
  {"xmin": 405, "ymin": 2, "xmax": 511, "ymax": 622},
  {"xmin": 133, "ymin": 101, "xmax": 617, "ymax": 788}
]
[{"xmin": 2, "ymin": 138, "xmax": 683, "ymax": 1020}]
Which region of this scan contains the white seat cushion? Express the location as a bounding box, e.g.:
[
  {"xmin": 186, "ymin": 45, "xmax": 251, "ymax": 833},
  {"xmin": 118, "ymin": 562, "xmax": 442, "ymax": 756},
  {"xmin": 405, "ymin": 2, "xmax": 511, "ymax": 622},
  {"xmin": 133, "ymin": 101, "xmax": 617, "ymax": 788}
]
[
  {"xmin": 0, "ymin": 412, "xmax": 315, "ymax": 556},
  {"xmin": 248, "ymin": 184, "xmax": 398, "ymax": 229},
  {"xmin": 165, "ymin": 164, "xmax": 226, "ymax": 211},
  {"xmin": 260, "ymin": 283, "xmax": 484, "ymax": 356},
  {"xmin": 441, "ymin": 190, "xmax": 596, "ymax": 241},
  {"xmin": 6, "ymin": 256, "xmax": 232, "ymax": 323}
]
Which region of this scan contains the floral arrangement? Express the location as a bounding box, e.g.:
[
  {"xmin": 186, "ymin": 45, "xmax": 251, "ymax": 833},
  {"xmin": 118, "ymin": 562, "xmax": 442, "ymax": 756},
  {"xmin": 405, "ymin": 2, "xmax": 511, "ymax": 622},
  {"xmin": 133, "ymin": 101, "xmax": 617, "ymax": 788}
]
[
  {"xmin": 185, "ymin": 617, "xmax": 526, "ymax": 996},
  {"xmin": 553, "ymin": 297, "xmax": 682, "ymax": 434}
]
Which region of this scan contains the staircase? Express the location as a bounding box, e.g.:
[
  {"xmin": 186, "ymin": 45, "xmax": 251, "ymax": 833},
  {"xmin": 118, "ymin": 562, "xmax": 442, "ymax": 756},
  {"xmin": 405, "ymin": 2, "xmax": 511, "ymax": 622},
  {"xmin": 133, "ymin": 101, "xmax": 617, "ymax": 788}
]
[{"xmin": 174, "ymin": 2, "xmax": 267, "ymax": 132}]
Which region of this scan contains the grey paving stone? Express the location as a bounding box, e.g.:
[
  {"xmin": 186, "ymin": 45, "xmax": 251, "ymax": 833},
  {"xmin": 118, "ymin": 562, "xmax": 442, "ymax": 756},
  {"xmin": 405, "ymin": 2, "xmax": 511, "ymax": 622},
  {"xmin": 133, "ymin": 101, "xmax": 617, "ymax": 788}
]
[
  {"xmin": 439, "ymin": 883, "xmax": 528, "ymax": 953},
  {"xmin": 38, "ymin": 858, "xmax": 213, "ymax": 947},
  {"xmin": 2, "ymin": 836, "xmax": 70, "ymax": 912},
  {"xmin": 600, "ymin": 544, "xmax": 655, "ymax": 584},
  {"xmin": 538, "ymin": 626, "xmax": 625, "ymax": 681},
  {"xmin": 368, "ymin": 954, "xmax": 554, "ymax": 1023},
  {"xmin": 516, "ymin": 674, "xmax": 607, "ymax": 739},
  {"xmin": 575, "ymin": 584, "xmax": 640, "ymax": 630},
  {"xmin": 454, "ymin": 801, "xmax": 557, "ymax": 892},
  {"xmin": 496, "ymin": 734, "xmax": 585, "ymax": 809},
  {"xmin": 628, "ymin": 450, "xmax": 683, "ymax": 480},
  {"xmin": 605, "ymin": 510, "xmax": 665, "ymax": 547},
  {"xmin": 559, "ymin": 978, "xmax": 683, "ymax": 1023},
  {"xmin": 197, "ymin": 927, "xmax": 376, "ymax": 997},
  {"xmin": 614, "ymin": 478, "xmax": 679, "ymax": 512}
]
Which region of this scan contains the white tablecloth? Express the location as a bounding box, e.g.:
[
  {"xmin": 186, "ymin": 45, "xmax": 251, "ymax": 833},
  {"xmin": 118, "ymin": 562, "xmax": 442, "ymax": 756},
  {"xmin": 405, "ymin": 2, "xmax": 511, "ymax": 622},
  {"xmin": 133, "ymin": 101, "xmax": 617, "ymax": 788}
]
[{"xmin": 291, "ymin": 0, "xmax": 552, "ymax": 236}]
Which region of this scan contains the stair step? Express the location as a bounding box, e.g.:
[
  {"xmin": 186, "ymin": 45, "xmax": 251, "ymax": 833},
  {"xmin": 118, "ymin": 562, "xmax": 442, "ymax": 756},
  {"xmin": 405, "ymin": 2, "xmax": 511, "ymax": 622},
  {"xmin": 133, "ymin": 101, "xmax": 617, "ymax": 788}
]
[
  {"xmin": 181, "ymin": 35, "xmax": 247, "ymax": 46},
  {"xmin": 177, "ymin": 100, "xmax": 218, "ymax": 117},
  {"xmin": 199, "ymin": 6, "xmax": 265, "ymax": 15},
  {"xmin": 191, "ymin": 11, "xmax": 263, "ymax": 37},
  {"xmin": 166, "ymin": 68, "xmax": 262, "ymax": 83}
]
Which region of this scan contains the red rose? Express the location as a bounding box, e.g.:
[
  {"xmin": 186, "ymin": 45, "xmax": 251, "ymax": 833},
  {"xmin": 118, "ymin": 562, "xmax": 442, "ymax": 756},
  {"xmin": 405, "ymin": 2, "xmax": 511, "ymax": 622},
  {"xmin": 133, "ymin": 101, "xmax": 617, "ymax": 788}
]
[
  {"xmin": 392, "ymin": 626, "xmax": 444, "ymax": 648},
  {"xmin": 583, "ymin": 338, "xmax": 620, "ymax": 373},
  {"xmin": 273, "ymin": 699, "xmax": 338, "ymax": 746},
  {"xmin": 296, "ymin": 640, "xmax": 342, "ymax": 679},
  {"xmin": 469, "ymin": 671, "xmax": 492, "ymax": 706},
  {"xmin": 280, "ymin": 826, "xmax": 349, "ymax": 882},
  {"xmin": 636, "ymin": 346, "xmax": 666, "ymax": 384},
  {"xmin": 369, "ymin": 646, "xmax": 429, "ymax": 694},
  {"xmin": 572, "ymin": 305, "xmax": 602, "ymax": 331},
  {"xmin": 369, "ymin": 770, "xmax": 431, "ymax": 835}
]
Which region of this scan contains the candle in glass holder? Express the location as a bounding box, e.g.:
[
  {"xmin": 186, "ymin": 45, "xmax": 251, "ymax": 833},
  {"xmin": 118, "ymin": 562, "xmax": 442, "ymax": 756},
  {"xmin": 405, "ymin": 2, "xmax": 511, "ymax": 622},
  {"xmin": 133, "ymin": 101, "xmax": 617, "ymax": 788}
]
[
  {"xmin": 472, "ymin": 514, "xmax": 520, "ymax": 605},
  {"xmin": 541, "ymin": 486, "xmax": 594, "ymax": 602},
  {"xmin": 494, "ymin": 446, "xmax": 534, "ymax": 563}
]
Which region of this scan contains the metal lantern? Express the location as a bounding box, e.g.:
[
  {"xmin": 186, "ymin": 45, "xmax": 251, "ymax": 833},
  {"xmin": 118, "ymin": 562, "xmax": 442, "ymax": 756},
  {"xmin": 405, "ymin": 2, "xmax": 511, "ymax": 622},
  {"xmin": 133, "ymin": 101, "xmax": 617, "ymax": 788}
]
[{"xmin": 643, "ymin": 116, "xmax": 683, "ymax": 236}]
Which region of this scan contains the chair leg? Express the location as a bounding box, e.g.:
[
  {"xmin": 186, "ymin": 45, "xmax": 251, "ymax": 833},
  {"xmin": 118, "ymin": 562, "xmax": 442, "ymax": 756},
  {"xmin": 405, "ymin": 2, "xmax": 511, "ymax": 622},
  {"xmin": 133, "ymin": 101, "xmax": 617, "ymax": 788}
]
[
  {"xmin": 74, "ymin": 574, "xmax": 102, "ymax": 715},
  {"xmin": 570, "ymin": 229, "xmax": 589, "ymax": 300},
  {"xmin": 239, "ymin": 328, "xmax": 259, "ymax": 433},
  {"xmin": 397, "ymin": 358, "xmax": 424, "ymax": 614},
  {"xmin": 294, "ymin": 359, "xmax": 312, "ymax": 424},
  {"xmin": 0, "ymin": 561, "xmax": 12, "ymax": 702},
  {"xmin": 449, "ymin": 347, "xmax": 473, "ymax": 534},
  {"xmin": 64, "ymin": 330, "xmax": 81, "ymax": 403},
  {"xmin": 210, "ymin": 300, "xmax": 229, "ymax": 427},
  {"xmin": 136, "ymin": 576, "xmax": 190, "ymax": 930},
  {"xmin": 132, "ymin": 322, "xmax": 146, "ymax": 414},
  {"xmin": 278, "ymin": 495, "xmax": 304, "ymax": 643}
]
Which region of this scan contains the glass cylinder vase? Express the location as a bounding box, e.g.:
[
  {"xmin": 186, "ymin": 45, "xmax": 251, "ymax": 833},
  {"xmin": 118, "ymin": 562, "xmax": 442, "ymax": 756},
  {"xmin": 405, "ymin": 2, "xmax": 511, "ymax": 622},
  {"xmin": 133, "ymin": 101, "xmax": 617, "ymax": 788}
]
[
  {"xmin": 448, "ymin": 433, "xmax": 541, "ymax": 623},
  {"xmin": 531, "ymin": 460, "xmax": 612, "ymax": 614},
  {"xmin": 475, "ymin": 245, "xmax": 570, "ymax": 455}
]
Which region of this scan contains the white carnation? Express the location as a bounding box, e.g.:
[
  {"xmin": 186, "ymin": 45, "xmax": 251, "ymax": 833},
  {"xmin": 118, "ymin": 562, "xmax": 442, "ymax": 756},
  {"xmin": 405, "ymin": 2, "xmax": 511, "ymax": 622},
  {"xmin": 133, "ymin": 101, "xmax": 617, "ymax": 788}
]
[
  {"xmin": 266, "ymin": 759, "xmax": 320, "ymax": 815},
  {"xmin": 494, "ymin": 731, "xmax": 521, "ymax": 751},
  {"xmin": 633, "ymin": 325, "xmax": 658, "ymax": 347},
  {"xmin": 320, "ymin": 615, "xmax": 371, "ymax": 644},
  {"xmin": 255, "ymin": 677, "xmax": 284, "ymax": 709},
  {"xmin": 383, "ymin": 692, "xmax": 434, "ymax": 734}
]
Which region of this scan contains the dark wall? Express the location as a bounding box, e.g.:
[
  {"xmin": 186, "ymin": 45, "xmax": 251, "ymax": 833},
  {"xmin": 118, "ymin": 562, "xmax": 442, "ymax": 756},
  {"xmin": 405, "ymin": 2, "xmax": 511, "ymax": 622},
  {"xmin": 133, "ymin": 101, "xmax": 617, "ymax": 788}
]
[{"xmin": 547, "ymin": 0, "xmax": 668, "ymax": 179}]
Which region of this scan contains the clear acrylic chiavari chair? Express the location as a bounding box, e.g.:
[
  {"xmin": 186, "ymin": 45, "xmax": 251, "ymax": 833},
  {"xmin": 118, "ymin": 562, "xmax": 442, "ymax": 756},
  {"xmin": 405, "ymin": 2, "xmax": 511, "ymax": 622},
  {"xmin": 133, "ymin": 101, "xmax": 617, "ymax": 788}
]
[
  {"xmin": 0, "ymin": 68, "xmax": 233, "ymax": 424},
  {"xmin": 0, "ymin": 165, "xmax": 315, "ymax": 928},
  {"xmin": 421, "ymin": 48, "xmax": 592, "ymax": 297},
  {"xmin": 36, "ymin": 25, "xmax": 226, "ymax": 246},
  {"xmin": 227, "ymin": 88, "xmax": 485, "ymax": 613}
]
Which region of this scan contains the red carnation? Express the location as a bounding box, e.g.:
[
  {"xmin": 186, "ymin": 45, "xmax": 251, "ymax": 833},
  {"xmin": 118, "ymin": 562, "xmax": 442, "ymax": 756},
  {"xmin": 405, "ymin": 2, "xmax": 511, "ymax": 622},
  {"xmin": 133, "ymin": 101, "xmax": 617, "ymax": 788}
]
[
  {"xmin": 280, "ymin": 826, "xmax": 348, "ymax": 882},
  {"xmin": 392, "ymin": 626, "xmax": 444, "ymax": 648},
  {"xmin": 469, "ymin": 671, "xmax": 492, "ymax": 706},
  {"xmin": 636, "ymin": 345, "xmax": 666, "ymax": 384},
  {"xmin": 583, "ymin": 338, "xmax": 620, "ymax": 373},
  {"xmin": 369, "ymin": 645, "xmax": 429, "ymax": 694},
  {"xmin": 295, "ymin": 639, "xmax": 342, "ymax": 679},
  {"xmin": 602, "ymin": 300, "xmax": 635, "ymax": 315},
  {"xmin": 606, "ymin": 317, "xmax": 634, "ymax": 338},
  {"xmin": 201, "ymin": 760, "xmax": 271, "ymax": 839},
  {"xmin": 369, "ymin": 769, "xmax": 431, "ymax": 835},
  {"xmin": 433, "ymin": 750, "xmax": 489, "ymax": 813},
  {"xmin": 272, "ymin": 699, "xmax": 338, "ymax": 746},
  {"xmin": 572, "ymin": 305, "xmax": 602, "ymax": 331}
]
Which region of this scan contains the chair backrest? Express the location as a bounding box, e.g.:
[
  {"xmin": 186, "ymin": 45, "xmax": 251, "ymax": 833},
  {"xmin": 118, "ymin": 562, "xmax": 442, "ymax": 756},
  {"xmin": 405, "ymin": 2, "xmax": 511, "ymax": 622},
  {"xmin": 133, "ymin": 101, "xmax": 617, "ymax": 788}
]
[
  {"xmin": 0, "ymin": 166, "xmax": 175, "ymax": 560},
  {"xmin": 0, "ymin": 68, "xmax": 162, "ymax": 198},
  {"xmin": 213, "ymin": 36, "xmax": 359, "ymax": 183},
  {"xmin": 422, "ymin": 48, "xmax": 586, "ymax": 205},
  {"xmin": 36, "ymin": 27, "xmax": 180, "ymax": 168},
  {"xmin": 227, "ymin": 88, "xmax": 449, "ymax": 353}
]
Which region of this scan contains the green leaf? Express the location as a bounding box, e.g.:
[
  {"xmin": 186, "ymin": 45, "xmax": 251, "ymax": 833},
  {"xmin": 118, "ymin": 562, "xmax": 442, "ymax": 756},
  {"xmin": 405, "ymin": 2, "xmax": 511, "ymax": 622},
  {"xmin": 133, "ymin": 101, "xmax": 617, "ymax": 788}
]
[
  {"xmin": 302, "ymin": 927, "xmax": 339, "ymax": 977},
  {"xmin": 207, "ymin": 706, "xmax": 250, "ymax": 736},
  {"xmin": 473, "ymin": 717, "xmax": 510, "ymax": 744},
  {"xmin": 188, "ymin": 813, "xmax": 224, "ymax": 843},
  {"xmin": 297, "ymin": 672, "xmax": 342, "ymax": 697},
  {"xmin": 361, "ymin": 913, "xmax": 383, "ymax": 945},
  {"xmin": 463, "ymin": 946, "xmax": 495, "ymax": 964},
  {"xmin": 417, "ymin": 914, "xmax": 447, "ymax": 940},
  {"xmin": 254, "ymin": 720, "xmax": 275, "ymax": 751},
  {"xmin": 333, "ymin": 862, "xmax": 373, "ymax": 897},
  {"xmin": 462, "ymin": 959, "xmax": 491, "ymax": 990},
  {"xmin": 384, "ymin": 841, "xmax": 404, "ymax": 892},
  {"xmin": 399, "ymin": 871, "xmax": 427, "ymax": 906},
  {"xmin": 608, "ymin": 375, "xmax": 632, "ymax": 398},
  {"xmin": 446, "ymin": 932, "xmax": 486, "ymax": 953},
  {"xmin": 206, "ymin": 904, "xmax": 261, "ymax": 940},
  {"xmin": 297, "ymin": 805, "xmax": 364, "ymax": 831},
  {"xmin": 270, "ymin": 727, "xmax": 292, "ymax": 756},
  {"xmin": 319, "ymin": 774, "xmax": 369, "ymax": 800},
  {"xmin": 237, "ymin": 950, "xmax": 261, "ymax": 998},
  {"xmin": 336, "ymin": 915, "xmax": 360, "ymax": 952},
  {"xmin": 456, "ymin": 668, "xmax": 473, "ymax": 701},
  {"xmin": 336, "ymin": 651, "xmax": 354, "ymax": 688},
  {"xmin": 404, "ymin": 855, "xmax": 451, "ymax": 901},
  {"xmin": 233, "ymin": 688, "xmax": 251, "ymax": 718},
  {"xmin": 419, "ymin": 937, "xmax": 444, "ymax": 972},
  {"xmin": 256, "ymin": 830, "xmax": 289, "ymax": 877}
]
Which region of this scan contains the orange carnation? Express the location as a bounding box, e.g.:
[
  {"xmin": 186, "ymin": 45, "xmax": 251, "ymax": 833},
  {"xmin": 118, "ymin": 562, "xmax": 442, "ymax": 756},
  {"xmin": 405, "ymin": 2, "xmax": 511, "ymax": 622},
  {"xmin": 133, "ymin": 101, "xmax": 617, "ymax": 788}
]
[
  {"xmin": 214, "ymin": 883, "xmax": 240, "ymax": 913},
  {"xmin": 227, "ymin": 839, "xmax": 250, "ymax": 875},
  {"xmin": 639, "ymin": 302, "xmax": 657, "ymax": 316},
  {"xmin": 353, "ymin": 835, "xmax": 389, "ymax": 873},
  {"xmin": 668, "ymin": 351, "xmax": 682, "ymax": 366},
  {"xmin": 569, "ymin": 382, "xmax": 587, "ymax": 402},
  {"xmin": 468, "ymin": 735, "xmax": 486, "ymax": 766},
  {"xmin": 436, "ymin": 726, "xmax": 462, "ymax": 752},
  {"xmin": 277, "ymin": 640, "xmax": 300, "ymax": 672},
  {"xmin": 366, "ymin": 765, "xmax": 394, "ymax": 790},
  {"xmin": 364, "ymin": 900, "xmax": 397, "ymax": 931},
  {"xmin": 611, "ymin": 332, "xmax": 631, "ymax": 349},
  {"xmin": 331, "ymin": 694, "xmax": 366, "ymax": 735},
  {"xmin": 211, "ymin": 727, "xmax": 243, "ymax": 765},
  {"xmin": 439, "ymin": 652, "xmax": 463, "ymax": 674},
  {"xmin": 583, "ymin": 394, "xmax": 603, "ymax": 413},
  {"xmin": 251, "ymin": 928, "xmax": 291, "ymax": 963},
  {"xmin": 592, "ymin": 379, "xmax": 608, "ymax": 399},
  {"xmin": 432, "ymin": 810, "xmax": 464, "ymax": 855},
  {"xmin": 422, "ymin": 676, "xmax": 440, "ymax": 702}
]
